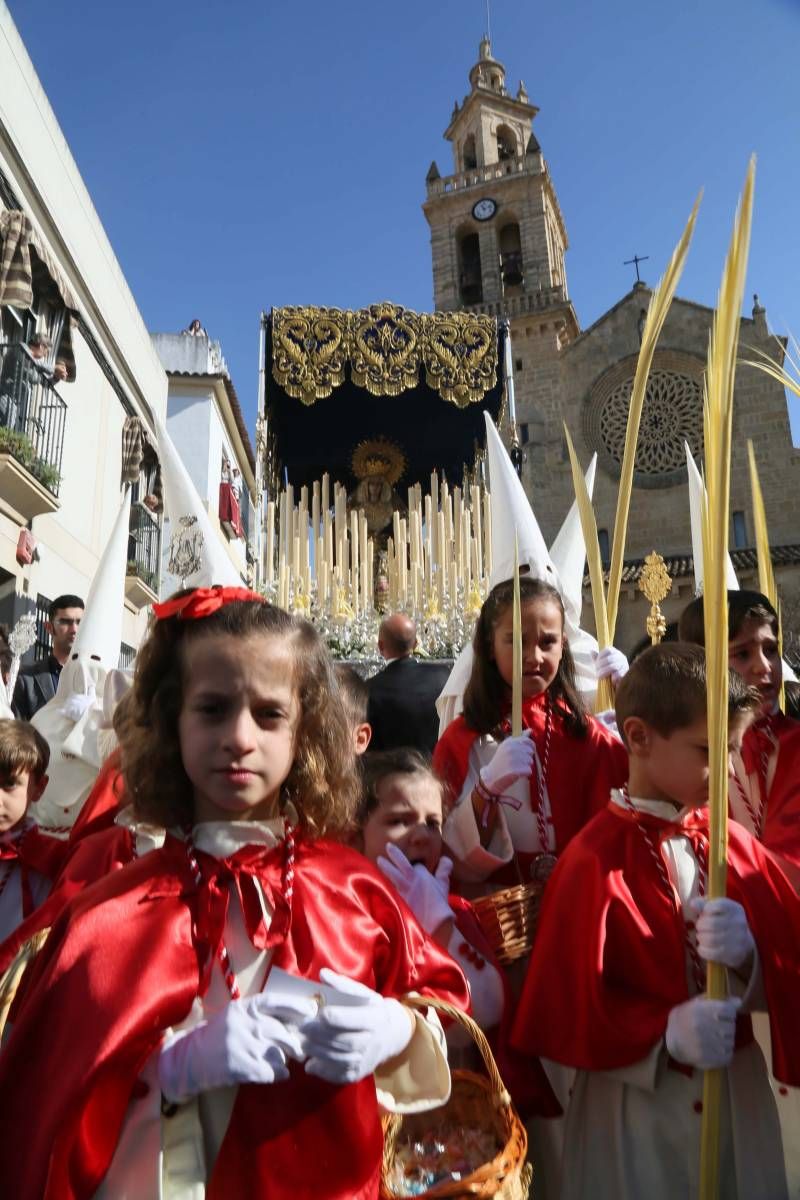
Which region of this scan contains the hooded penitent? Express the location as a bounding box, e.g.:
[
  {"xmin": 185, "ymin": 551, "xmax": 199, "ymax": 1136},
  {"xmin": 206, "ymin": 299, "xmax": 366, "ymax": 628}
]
[
  {"xmin": 156, "ymin": 414, "xmax": 241, "ymax": 590},
  {"xmin": 436, "ymin": 414, "xmax": 599, "ymax": 734},
  {"xmin": 32, "ymin": 489, "xmax": 131, "ymax": 831}
]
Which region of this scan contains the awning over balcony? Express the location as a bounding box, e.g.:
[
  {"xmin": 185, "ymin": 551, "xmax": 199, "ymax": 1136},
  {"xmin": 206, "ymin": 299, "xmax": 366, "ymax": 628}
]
[
  {"xmin": 265, "ymin": 302, "xmax": 507, "ymax": 492},
  {"xmin": 121, "ymin": 415, "xmax": 162, "ymax": 510},
  {"xmin": 0, "ymin": 210, "xmax": 77, "ymax": 380}
]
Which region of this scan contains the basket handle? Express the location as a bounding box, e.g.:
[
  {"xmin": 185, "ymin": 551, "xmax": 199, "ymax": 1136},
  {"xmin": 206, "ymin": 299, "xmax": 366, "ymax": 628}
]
[{"xmin": 403, "ymin": 993, "xmax": 512, "ymax": 1106}]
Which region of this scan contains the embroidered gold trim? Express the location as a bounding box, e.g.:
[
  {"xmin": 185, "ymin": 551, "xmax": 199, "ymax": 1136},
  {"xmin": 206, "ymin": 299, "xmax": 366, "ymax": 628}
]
[
  {"xmin": 272, "ymin": 306, "xmax": 349, "ymax": 405},
  {"xmin": 424, "ymin": 311, "xmax": 498, "ymax": 408},
  {"xmin": 270, "ymin": 304, "xmax": 497, "ymax": 406},
  {"xmin": 350, "ymin": 302, "xmax": 422, "ymax": 398}
]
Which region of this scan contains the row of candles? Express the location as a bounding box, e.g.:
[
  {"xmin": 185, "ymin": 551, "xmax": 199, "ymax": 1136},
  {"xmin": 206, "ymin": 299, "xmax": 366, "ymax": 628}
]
[{"xmin": 263, "ymin": 472, "xmax": 494, "ymax": 620}]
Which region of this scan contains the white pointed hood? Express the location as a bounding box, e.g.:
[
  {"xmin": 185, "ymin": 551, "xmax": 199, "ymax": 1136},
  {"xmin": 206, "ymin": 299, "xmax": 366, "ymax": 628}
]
[
  {"xmin": 436, "ymin": 421, "xmax": 598, "ymax": 735},
  {"xmin": 550, "ymin": 453, "xmax": 597, "ymax": 630},
  {"xmin": 32, "ymin": 488, "xmax": 132, "ymax": 829},
  {"xmin": 685, "ymin": 442, "xmax": 739, "ymax": 593},
  {"xmin": 157, "ymin": 414, "xmax": 241, "ymax": 590},
  {"xmin": 485, "ymin": 413, "xmax": 559, "ymax": 591}
]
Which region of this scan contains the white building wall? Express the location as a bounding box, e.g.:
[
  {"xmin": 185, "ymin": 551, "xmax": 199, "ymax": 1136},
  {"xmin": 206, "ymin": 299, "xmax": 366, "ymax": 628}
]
[{"xmin": 0, "ymin": 3, "xmax": 168, "ymax": 657}]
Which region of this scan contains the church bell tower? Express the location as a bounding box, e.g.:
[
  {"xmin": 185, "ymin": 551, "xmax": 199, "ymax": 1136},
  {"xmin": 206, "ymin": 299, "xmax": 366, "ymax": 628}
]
[{"xmin": 423, "ymin": 38, "xmax": 579, "ymax": 498}]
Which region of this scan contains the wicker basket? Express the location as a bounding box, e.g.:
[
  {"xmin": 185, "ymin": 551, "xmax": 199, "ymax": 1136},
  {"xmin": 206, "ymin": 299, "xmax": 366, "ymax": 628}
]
[
  {"xmin": 471, "ymin": 881, "xmax": 544, "ymax": 967},
  {"xmin": 381, "ymin": 996, "xmax": 531, "ymax": 1200}
]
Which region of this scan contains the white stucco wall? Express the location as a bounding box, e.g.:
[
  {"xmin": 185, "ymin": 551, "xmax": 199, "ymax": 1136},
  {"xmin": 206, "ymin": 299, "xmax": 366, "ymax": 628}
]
[{"xmin": 0, "ymin": 3, "xmax": 169, "ymax": 655}]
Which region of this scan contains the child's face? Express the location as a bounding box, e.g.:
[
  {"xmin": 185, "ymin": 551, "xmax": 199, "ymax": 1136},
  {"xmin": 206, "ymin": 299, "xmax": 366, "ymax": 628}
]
[
  {"xmin": 625, "ymin": 712, "xmax": 750, "ymax": 810},
  {"xmin": 179, "ymin": 632, "xmax": 300, "ymax": 824},
  {"xmin": 0, "ymin": 770, "xmax": 46, "ymax": 834},
  {"xmin": 491, "ymin": 598, "xmax": 564, "ymax": 698},
  {"xmin": 361, "ymin": 772, "xmax": 444, "ymax": 874},
  {"xmin": 729, "ymin": 618, "xmax": 781, "ymax": 715}
]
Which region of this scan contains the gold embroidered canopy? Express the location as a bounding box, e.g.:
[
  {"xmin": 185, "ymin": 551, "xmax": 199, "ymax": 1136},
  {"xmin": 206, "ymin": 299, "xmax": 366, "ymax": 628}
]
[
  {"xmin": 271, "ymin": 302, "xmax": 498, "ymax": 408},
  {"xmin": 264, "ymin": 302, "xmax": 505, "ymax": 495}
]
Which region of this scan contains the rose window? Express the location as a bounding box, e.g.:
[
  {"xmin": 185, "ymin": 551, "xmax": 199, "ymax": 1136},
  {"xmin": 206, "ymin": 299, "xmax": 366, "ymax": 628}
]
[{"xmin": 597, "ymin": 369, "xmax": 703, "ymax": 477}]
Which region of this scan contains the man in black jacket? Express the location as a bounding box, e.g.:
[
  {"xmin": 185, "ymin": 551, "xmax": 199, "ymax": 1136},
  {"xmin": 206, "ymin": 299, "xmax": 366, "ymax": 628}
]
[
  {"xmin": 13, "ymin": 594, "xmax": 84, "ymax": 720},
  {"xmin": 366, "ymin": 614, "xmax": 449, "ymax": 755}
]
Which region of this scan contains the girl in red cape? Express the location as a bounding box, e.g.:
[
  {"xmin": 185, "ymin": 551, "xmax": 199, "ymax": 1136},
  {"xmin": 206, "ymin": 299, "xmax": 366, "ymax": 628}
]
[
  {"xmin": 512, "ymin": 644, "xmax": 800, "ymax": 1200},
  {"xmin": 433, "ymin": 576, "xmax": 628, "ymax": 893},
  {"xmin": 432, "ymin": 576, "xmax": 627, "ymax": 1196},
  {"xmin": 0, "ymin": 588, "xmax": 468, "ymax": 1200}
]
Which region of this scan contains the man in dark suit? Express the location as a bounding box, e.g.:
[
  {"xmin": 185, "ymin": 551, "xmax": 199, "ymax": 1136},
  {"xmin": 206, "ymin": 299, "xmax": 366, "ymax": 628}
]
[
  {"xmin": 367, "ymin": 614, "xmax": 450, "ymax": 755},
  {"xmin": 13, "ymin": 594, "xmax": 84, "ymax": 721}
]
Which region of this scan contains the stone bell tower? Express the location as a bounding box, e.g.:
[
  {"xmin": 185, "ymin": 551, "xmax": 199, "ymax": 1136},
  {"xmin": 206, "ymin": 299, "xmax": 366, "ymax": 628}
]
[{"xmin": 423, "ymin": 38, "xmax": 579, "ymax": 522}]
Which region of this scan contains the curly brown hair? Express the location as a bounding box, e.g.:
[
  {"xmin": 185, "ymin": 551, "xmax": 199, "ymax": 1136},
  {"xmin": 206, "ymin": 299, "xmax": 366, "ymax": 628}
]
[
  {"xmin": 462, "ymin": 576, "xmax": 588, "ymax": 737},
  {"xmin": 115, "ymin": 596, "xmax": 359, "ymax": 836}
]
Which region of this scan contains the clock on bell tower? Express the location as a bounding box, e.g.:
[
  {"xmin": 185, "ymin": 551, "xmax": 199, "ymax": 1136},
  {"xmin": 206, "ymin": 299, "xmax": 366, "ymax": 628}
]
[{"xmin": 422, "ymin": 37, "xmax": 578, "ymax": 336}]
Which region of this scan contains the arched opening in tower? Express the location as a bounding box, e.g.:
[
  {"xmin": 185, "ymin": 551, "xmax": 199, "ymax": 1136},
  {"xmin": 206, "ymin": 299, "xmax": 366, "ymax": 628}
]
[
  {"xmin": 458, "ymin": 233, "xmax": 483, "ymax": 305},
  {"xmin": 496, "ymin": 124, "xmax": 517, "ymax": 162},
  {"xmin": 499, "ymin": 222, "xmax": 524, "ymax": 292},
  {"xmin": 462, "ymin": 134, "xmax": 478, "ymax": 171}
]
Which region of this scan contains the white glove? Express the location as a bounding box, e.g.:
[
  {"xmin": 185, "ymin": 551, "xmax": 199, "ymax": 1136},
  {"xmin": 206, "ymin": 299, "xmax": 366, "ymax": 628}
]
[
  {"xmin": 691, "ymin": 898, "xmax": 755, "ymax": 970},
  {"xmin": 665, "ymin": 996, "xmax": 741, "ymax": 1070},
  {"xmin": 377, "ymin": 844, "xmax": 454, "ymax": 935},
  {"xmin": 158, "ymin": 993, "xmax": 315, "ymax": 1103},
  {"xmin": 594, "ymin": 646, "xmax": 629, "ymax": 686},
  {"xmin": 480, "ymin": 730, "xmax": 534, "ymax": 795},
  {"xmin": 301, "ymin": 968, "xmax": 414, "ymax": 1085}
]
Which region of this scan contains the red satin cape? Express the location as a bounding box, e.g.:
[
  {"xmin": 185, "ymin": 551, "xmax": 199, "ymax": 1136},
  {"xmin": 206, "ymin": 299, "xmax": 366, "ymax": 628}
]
[
  {"xmin": 433, "ymin": 693, "xmax": 629, "ymax": 857},
  {"xmin": 511, "ymin": 803, "xmax": 800, "ymax": 1085},
  {"xmin": 0, "ymin": 835, "xmax": 470, "ymax": 1200},
  {"xmin": 745, "ymin": 715, "xmax": 800, "ymax": 878},
  {"xmin": 0, "ymin": 821, "xmax": 134, "ymax": 976}
]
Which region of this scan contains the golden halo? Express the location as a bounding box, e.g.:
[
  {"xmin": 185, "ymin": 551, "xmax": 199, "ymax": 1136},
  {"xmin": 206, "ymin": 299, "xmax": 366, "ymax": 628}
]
[{"xmin": 350, "ymin": 438, "xmax": 406, "ymax": 485}]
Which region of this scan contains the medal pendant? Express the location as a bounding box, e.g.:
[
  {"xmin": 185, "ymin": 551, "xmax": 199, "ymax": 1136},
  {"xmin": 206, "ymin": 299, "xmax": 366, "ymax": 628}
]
[{"xmin": 531, "ymin": 852, "xmax": 558, "ymax": 882}]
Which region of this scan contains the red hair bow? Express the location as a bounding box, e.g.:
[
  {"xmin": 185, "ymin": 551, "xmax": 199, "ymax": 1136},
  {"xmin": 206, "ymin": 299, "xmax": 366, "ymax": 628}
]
[{"xmin": 153, "ymin": 586, "xmax": 265, "ymax": 622}]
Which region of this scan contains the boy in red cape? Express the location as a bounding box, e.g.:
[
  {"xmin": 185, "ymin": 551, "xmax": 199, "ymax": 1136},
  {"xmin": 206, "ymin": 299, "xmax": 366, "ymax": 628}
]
[
  {"xmin": 512, "ymin": 643, "xmax": 800, "ymax": 1200},
  {"xmin": 0, "ymin": 720, "xmax": 66, "ymax": 941}
]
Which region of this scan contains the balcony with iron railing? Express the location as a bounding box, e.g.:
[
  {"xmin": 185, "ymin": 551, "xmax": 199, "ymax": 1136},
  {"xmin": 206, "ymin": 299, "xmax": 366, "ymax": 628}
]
[
  {"xmin": 0, "ymin": 342, "xmax": 67, "ymax": 519},
  {"xmin": 126, "ymin": 500, "xmax": 161, "ymax": 608}
]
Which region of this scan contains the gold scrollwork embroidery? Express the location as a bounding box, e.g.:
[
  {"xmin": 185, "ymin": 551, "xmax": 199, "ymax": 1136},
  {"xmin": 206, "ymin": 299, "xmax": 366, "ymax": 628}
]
[
  {"xmin": 350, "ymin": 302, "xmax": 422, "ymax": 397},
  {"xmin": 272, "ymin": 306, "xmax": 349, "ymax": 405},
  {"xmin": 270, "ymin": 305, "xmax": 498, "ymax": 407},
  {"xmin": 423, "ymin": 312, "xmax": 498, "ymax": 408}
]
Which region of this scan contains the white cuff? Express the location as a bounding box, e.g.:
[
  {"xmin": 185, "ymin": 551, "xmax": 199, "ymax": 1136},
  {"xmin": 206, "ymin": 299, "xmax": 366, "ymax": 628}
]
[{"xmin": 375, "ymin": 1004, "xmax": 451, "ymax": 1114}]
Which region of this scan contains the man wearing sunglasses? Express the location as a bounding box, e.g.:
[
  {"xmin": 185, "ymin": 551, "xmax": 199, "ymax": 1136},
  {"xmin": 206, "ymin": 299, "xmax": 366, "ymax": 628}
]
[{"xmin": 13, "ymin": 595, "xmax": 84, "ymax": 720}]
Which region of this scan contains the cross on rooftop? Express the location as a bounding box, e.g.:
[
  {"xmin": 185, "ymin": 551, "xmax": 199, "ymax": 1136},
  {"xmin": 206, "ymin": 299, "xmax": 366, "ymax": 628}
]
[{"xmin": 624, "ymin": 254, "xmax": 650, "ymax": 283}]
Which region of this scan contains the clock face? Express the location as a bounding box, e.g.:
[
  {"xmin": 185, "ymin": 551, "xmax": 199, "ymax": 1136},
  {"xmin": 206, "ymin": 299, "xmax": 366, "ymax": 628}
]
[{"xmin": 472, "ymin": 197, "xmax": 497, "ymax": 222}]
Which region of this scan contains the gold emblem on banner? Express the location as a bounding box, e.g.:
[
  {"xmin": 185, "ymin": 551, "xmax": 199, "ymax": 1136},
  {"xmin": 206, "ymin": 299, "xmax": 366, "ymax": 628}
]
[
  {"xmin": 350, "ymin": 302, "xmax": 422, "ymax": 397},
  {"xmin": 272, "ymin": 306, "xmax": 348, "ymax": 405}
]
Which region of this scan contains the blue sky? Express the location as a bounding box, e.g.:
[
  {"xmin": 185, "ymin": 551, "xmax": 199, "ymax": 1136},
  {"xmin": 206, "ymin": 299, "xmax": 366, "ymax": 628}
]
[{"xmin": 7, "ymin": 0, "xmax": 800, "ymax": 440}]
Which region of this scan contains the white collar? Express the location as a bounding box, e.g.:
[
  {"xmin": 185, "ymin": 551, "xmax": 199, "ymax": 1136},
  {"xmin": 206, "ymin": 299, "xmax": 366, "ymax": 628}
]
[
  {"xmin": 610, "ymin": 788, "xmax": 685, "ymax": 822},
  {"xmin": 191, "ymin": 802, "xmax": 299, "ymax": 860}
]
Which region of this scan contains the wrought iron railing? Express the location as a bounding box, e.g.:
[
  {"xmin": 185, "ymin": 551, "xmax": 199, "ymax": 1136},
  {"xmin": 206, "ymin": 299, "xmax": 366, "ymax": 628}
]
[
  {"xmin": 0, "ymin": 342, "xmax": 67, "ymax": 496},
  {"xmin": 127, "ymin": 502, "xmax": 161, "ymax": 594}
]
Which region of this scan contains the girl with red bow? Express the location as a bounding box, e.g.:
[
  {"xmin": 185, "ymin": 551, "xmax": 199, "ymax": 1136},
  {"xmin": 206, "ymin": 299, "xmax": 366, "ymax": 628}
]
[
  {"xmin": 433, "ymin": 576, "xmax": 628, "ymax": 894},
  {"xmin": 0, "ymin": 588, "xmax": 468, "ymax": 1199}
]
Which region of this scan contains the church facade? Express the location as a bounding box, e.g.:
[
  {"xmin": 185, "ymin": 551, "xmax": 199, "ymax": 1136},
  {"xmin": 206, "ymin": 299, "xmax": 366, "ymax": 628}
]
[{"xmin": 423, "ymin": 39, "xmax": 800, "ymax": 653}]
